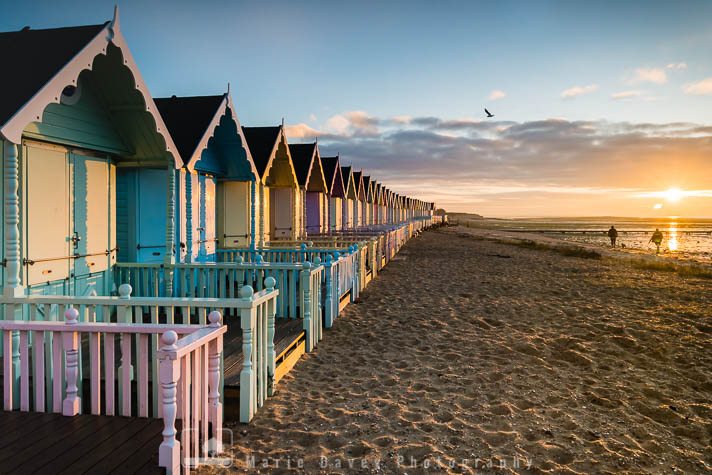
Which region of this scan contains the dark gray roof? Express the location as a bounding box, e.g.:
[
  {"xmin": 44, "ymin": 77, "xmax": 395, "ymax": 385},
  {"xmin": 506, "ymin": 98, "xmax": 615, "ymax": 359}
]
[
  {"xmin": 241, "ymin": 126, "xmax": 281, "ymax": 178},
  {"xmin": 0, "ymin": 23, "xmax": 107, "ymax": 128},
  {"xmin": 154, "ymin": 95, "xmax": 224, "ymax": 165},
  {"xmin": 289, "ymin": 143, "xmax": 316, "ymax": 187}
]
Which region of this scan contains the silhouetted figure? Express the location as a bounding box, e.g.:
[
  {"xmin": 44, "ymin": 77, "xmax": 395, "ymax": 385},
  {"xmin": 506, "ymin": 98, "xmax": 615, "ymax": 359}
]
[
  {"xmin": 649, "ymin": 228, "xmax": 664, "ymax": 254},
  {"xmin": 607, "ymin": 226, "xmax": 618, "ymax": 247},
  {"xmin": 484, "ymin": 108, "xmax": 494, "ymax": 118}
]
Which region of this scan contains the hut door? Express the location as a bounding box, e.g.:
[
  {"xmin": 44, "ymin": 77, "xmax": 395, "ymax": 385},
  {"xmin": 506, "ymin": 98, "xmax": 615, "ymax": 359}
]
[
  {"xmin": 72, "ymin": 152, "xmax": 111, "ymax": 290},
  {"xmin": 199, "ymin": 174, "xmax": 216, "ymax": 260},
  {"xmin": 270, "ymin": 187, "xmax": 293, "ymax": 239},
  {"xmin": 219, "ymin": 181, "xmax": 250, "ymax": 247},
  {"xmin": 24, "ymin": 143, "xmax": 71, "ymax": 286},
  {"xmin": 136, "ymin": 169, "xmax": 167, "ymax": 262}
]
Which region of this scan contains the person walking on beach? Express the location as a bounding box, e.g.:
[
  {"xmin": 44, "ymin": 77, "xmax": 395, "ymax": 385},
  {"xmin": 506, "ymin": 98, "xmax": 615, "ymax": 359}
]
[
  {"xmin": 608, "ymin": 225, "xmax": 618, "ymax": 248},
  {"xmin": 649, "ymin": 228, "xmax": 664, "ymax": 254}
]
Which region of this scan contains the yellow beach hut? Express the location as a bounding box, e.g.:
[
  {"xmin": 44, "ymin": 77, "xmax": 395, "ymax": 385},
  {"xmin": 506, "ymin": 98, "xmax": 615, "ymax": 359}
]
[
  {"xmin": 242, "ymin": 124, "xmax": 299, "ymax": 243},
  {"xmin": 340, "ymin": 166, "xmax": 357, "ymax": 230},
  {"xmin": 289, "ymin": 142, "xmax": 328, "ymax": 235}
]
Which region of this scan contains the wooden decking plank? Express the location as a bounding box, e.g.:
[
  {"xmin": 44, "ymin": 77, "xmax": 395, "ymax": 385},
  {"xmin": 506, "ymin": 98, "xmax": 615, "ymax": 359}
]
[
  {"xmin": 95, "ymin": 419, "xmax": 164, "ymax": 475},
  {"xmin": 0, "ymin": 411, "xmax": 49, "ymax": 443},
  {"xmin": 56, "ymin": 418, "xmax": 156, "ymax": 475},
  {"xmin": 0, "ymin": 414, "xmax": 97, "ymax": 471},
  {"xmin": 224, "ymin": 318, "xmax": 304, "ymax": 387},
  {"xmin": 23, "ymin": 415, "xmax": 135, "ymax": 474},
  {"xmin": 0, "ymin": 412, "xmax": 81, "ymax": 462}
]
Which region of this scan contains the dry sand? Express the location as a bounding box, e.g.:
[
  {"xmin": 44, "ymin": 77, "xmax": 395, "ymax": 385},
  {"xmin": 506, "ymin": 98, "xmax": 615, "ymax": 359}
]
[{"xmin": 220, "ymin": 227, "xmax": 712, "ymax": 474}]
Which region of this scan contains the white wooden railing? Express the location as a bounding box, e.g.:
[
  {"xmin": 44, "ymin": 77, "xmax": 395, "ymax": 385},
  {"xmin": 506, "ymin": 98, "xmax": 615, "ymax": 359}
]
[{"xmin": 299, "ymin": 262, "xmax": 322, "ymax": 352}]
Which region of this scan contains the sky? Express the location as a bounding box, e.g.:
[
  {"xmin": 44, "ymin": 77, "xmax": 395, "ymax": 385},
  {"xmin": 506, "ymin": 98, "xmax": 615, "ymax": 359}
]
[{"xmin": 3, "ymin": 0, "xmax": 712, "ymax": 217}]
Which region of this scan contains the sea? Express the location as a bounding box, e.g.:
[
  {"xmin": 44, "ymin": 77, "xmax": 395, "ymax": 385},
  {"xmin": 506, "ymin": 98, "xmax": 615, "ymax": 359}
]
[{"xmin": 465, "ymin": 217, "xmax": 712, "ymax": 262}]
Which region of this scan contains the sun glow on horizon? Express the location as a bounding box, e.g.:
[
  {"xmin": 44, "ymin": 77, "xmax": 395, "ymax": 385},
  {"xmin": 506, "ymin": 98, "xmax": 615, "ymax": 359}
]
[{"xmin": 664, "ymin": 188, "xmax": 684, "ymax": 202}]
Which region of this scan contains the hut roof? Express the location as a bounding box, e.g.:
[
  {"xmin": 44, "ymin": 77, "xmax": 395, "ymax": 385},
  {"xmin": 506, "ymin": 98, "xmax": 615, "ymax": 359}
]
[
  {"xmin": 321, "ymin": 156, "xmax": 345, "ymax": 197},
  {"xmin": 154, "ymin": 95, "xmax": 224, "ymax": 165},
  {"xmin": 241, "ymin": 126, "xmax": 281, "ymax": 178},
  {"xmin": 0, "ymin": 23, "xmax": 107, "ymax": 129},
  {"xmin": 289, "ymin": 143, "xmax": 317, "ymax": 187}
]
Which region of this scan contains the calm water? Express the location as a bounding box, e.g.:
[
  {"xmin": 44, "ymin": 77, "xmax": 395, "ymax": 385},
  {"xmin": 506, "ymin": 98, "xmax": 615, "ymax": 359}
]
[{"xmin": 469, "ymin": 217, "xmax": 712, "ymax": 262}]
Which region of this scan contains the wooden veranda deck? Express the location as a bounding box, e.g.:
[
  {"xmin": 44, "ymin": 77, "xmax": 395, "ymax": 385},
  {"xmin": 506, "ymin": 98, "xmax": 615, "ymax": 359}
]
[{"xmin": 0, "ymin": 409, "xmax": 163, "ymax": 474}]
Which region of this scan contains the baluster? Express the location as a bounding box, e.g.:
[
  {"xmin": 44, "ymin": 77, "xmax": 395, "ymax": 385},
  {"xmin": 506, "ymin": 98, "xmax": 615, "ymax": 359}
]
[
  {"xmin": 32, "ymin": 329, "xmax": 45, "ymax": 412},
  {"xmin": 301, "ymin": 262, "xmax": 313, "ymax": 352},
  {"xmin": 158, "ymin": 331, "xmax": 180, "ymax": 475},
  {"xmin": 89, "ymin": 328, "xmax": 101, "ymax": 415},
  {"xmin": 324, "ymin": 255, "xmax": 334, "ymax": 328},
  {"xmin": 62, "ymin": 309, "xmax": 80, "ymax": 416},
  {"xmin": 239, "ymin": 285, "xmax": 255, "ymax": 423},
  {"xmin": 207, "ymin": 311, "xmax": 223, "ymax": 453},
  {"xmin": 139, "ymin": 333, "xmax": 149, "ymax": 417},
  {"xmin": 264, "ymin": 278, "xmax": 276, "ymax": 396},
  {"xmin": 121, "ymin": 331, "xmax": 132, "ymax": 416}
]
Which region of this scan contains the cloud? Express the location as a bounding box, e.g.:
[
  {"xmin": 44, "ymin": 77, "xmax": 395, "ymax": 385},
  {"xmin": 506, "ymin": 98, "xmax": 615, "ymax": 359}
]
[
  {"xmin": 683, "ymin": 77, "xmax": 712, "ymax": 95},
  {"xmin": 628, "ymin": 67, "xmax": 667, "ymax": 84},
  {"xmin": 611, "ymin": 90, "xmax": 644, "ymax": 100},
  {"xmin": 488, "ymin": 90, "xmax": 506, "ymax": 100},
  {"xmin": 666, "ymin": 62, "xmax": 687, "ymax": 71},
  {"xmin": 560, "ymin": 84, "xmax": 598, "ymax": 99},
  {"xmin": 309, "ymin": 113, "xmax": 317, "ymax": 121},
  {"xmin": 390, "ymin": 115, "xmax": 412, "ymax": 124},
  {"xmin": 310, "ymin": 112, "xmax": 712, "ymax": 214},
  {"xmin": 285, "ymin": 123, "xmax": 321, "ymax": 139}
]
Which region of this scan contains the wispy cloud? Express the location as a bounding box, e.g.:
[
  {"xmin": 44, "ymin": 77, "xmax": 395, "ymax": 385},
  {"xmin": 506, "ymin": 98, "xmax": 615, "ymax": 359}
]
[
  {"xmin": 611, "ymin": 90, "xmax": 643, "ymax": 100},
  {"xmin": 309, "ymin": 113, "xmax": 317, "ymax": 121},
  {"xmin": 635, "ymin": 190, "xmax": 712, "ymax": 198},
  {"xmin": 666, "ymin": 62, "xmax": 687, "ymax": 71},
  {"xmin": 560, "ymin": 84, "xmax": 598, "ymax": 99},
  {"xmin": 683, "ymin": 77, "xmax": 712, "ymax": 95},
  {"xmin": 628, "ymin": 67, "xmax": 667, "ymax": 84},
  {"xmin": 488, "ymin": 90, "xmax": 506, "ymax": 100}
]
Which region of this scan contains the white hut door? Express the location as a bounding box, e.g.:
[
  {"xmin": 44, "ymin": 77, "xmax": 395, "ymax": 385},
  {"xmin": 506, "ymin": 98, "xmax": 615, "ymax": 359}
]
[{"xmin": 72, "ymin": 153, "xmax": 111, "ymax": 282}]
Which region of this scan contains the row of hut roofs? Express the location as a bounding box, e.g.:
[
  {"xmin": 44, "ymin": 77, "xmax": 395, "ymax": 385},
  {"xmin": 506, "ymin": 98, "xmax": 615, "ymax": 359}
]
[{"xmin": 0, "ymin": 8, "xmax": 443, "ymax": 474}]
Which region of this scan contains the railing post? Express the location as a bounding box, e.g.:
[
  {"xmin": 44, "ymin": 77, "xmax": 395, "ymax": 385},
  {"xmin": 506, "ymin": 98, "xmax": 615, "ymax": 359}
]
[
  {"xmin": 324, "ymin": 254, "xmax": 334, "ymax": 328},
  {"xmin": 62, "ymin": 308, "xmax": 80, "ymax": 416},
  {"xmin": 207, "ymin": 311, "xmax": 223, "ymax": 453},
  {"xmin": 158, "ymin": 331, "xmax": 180, "ymax": 475},
  {"xmin": 264, "ymin": 277, "xmax": 277, "ymax": 396},
  {"xmin": 300, "ymin": 262, "xmax": 313, "ymax": 352},
  {"xmin": 312, "ymin": 257, "xmax": 322, "ymax": 342},
  {"xmin": 117, "ymin": 284, "xmax": 133, "ymax": 414},
  {"xmin": 239, "ymin": 285, "xmax": 256, "ymax": 423}
]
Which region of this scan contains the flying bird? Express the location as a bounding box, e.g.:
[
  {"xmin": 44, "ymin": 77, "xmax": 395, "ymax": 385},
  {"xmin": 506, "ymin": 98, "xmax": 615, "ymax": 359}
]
[{"xmin": 484, "ymin": 108, "xmax": 494, "ymax": 118}]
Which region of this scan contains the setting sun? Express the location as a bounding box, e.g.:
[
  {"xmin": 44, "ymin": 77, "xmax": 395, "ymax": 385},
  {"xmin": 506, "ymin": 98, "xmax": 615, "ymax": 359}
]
[{"xmin": 664, "ymin": 188, "xmax": 684, "ymax": 202}]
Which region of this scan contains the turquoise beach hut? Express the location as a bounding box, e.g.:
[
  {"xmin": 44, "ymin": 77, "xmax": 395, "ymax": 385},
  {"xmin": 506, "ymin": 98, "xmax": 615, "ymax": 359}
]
[
  {"xmin": 0, "ymin": 8, "xmax": 181, "ymax": 299},
  {"xmin": 154, "ymin": 91, "xmax": 258, "ymax": 259}
]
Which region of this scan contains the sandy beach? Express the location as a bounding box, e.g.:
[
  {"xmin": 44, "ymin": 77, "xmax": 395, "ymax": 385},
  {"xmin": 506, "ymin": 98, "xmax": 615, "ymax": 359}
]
[{"xmin": 221, "ymin": 227, "xmax": 712, "ymax": 473}]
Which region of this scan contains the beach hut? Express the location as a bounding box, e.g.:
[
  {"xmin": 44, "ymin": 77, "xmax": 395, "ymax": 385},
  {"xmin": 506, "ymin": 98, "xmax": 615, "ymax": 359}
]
[
  {"xmin": 154, "ymin": 91, "xmax": 258, "ymax": 261},
  {"xmin": 242, "ymin": 123, "xmax": 300, "ymax": 243},
  {"xmin": 352, "ymin": 171, "xmax": 365, "ymax": 228},
  {"xmin": 384, "ymin": 188, "xmax": 392, "ymax": 224},
  {"xmin": 321, "ymin": 155, "xmax": 345, "ymax": 232},
  {"xmin": 0, "ymin": 9, "xmax": 182, "ymax": 298},
  {"xmin": 341, "ymin": 166, "xmax": 357, "ymax": 230},
  {"xmin": 289, "ymin": 142, "xmax": 328, "ymax": 235},
  {"xmin": 362, "ymin": 175, "xmax": 373, "ymax": 226}
]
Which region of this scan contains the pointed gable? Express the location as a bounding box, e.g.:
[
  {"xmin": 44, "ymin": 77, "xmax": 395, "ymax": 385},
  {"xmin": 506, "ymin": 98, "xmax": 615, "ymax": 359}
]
[
  {"xmin": 0, "ymin": 8, "xmax": 180, "ymax": 166},
  {"xmin": 352, "ymin": 171, "xmax": 365, "ymax": 201},
  {"xmin": 322, "ymin": 155, "xmax": 345, "ymax": 197},
  {"xmin": 155, "ymin": 95, "xmax": 224, "ymax": 165},
  {"xmin": 289, "ymin": 143, "xmax": 316, "ymax": 187},
  {"xmin": 155, "ymin": 93, "xmax": 256, "ymax": 178},
  {"xmin": 341, "ymin": 166, "xmax": 357, "ymax": 200},
  {"xmin": 241, "ymin": 126, "xmax": 281, "ymax": 178},
  {"xmin": 362, "ymin": 175, "xmax": 373, "ymax": 202}
]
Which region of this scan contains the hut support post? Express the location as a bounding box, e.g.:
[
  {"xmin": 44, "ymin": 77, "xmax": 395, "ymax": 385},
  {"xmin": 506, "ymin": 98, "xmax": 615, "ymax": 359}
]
[
  {"xmin": 164, "ymin": 166, "xmax": 176, "ymax": 296},
  {"xmin": 185, "ymin": 171, "xmax": 192, "ymax": 263},
  {"xmin": 4, "ymin": 141, "xmax": 23, "ymax": 407}
]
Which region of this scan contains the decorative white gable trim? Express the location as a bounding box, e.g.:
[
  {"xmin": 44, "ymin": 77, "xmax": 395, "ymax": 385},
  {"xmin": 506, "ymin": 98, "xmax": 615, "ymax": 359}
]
[{"xmin": 0, "ymin": 7, "xmax": 182, "ymax": 169}]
